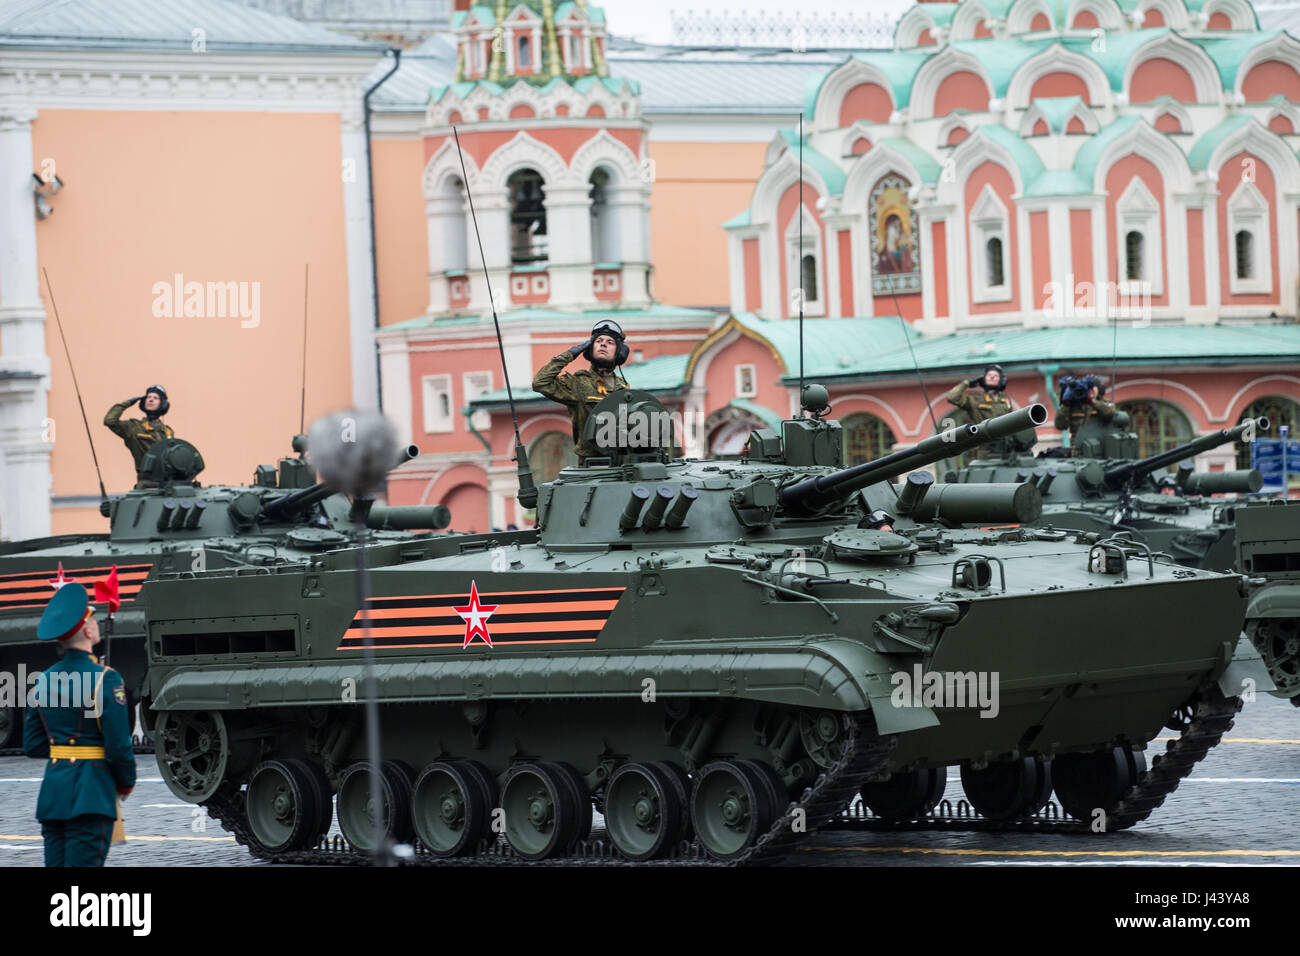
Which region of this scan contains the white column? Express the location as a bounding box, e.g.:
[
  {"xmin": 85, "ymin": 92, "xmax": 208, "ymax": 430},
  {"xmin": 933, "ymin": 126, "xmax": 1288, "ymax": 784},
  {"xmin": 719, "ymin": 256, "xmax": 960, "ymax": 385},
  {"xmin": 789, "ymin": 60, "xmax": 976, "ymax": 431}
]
[
  {"xmin": 377, "ymin": 334, "xmax": 413, "ymax": 446},
  {"xmin": 0, "ymin": 84, "xmax": 52, "ymax": 540},
  {"xmin": 340, "ymin": 83, "xmax": 378, "ymax": 410}
]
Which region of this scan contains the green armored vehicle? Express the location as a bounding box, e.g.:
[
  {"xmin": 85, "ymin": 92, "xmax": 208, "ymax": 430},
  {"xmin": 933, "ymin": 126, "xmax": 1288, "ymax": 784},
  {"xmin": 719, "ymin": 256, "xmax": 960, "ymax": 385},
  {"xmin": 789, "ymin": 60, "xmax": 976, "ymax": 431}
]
[
  {"xmin": 0, "ymin": 436, "xmax": 448, "ymax": 752},
  {"xmin": 139, "ymin": 392, "xmax": 1266, "ymax": 864},
  {"xmin": 1234, "ymin": 498, "xmax": 1300, "ymax": 703},
  {"xmin": 951, "ymin": 413, "xmax": 1269, "ymax": 570}
]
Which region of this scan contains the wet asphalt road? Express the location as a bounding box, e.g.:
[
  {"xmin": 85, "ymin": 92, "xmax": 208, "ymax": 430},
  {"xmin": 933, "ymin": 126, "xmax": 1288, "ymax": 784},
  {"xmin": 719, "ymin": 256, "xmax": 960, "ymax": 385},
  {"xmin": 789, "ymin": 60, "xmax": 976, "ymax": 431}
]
[{"xmin": 2, "ymin": 693, "xmax": 1298, "ymax": 867}]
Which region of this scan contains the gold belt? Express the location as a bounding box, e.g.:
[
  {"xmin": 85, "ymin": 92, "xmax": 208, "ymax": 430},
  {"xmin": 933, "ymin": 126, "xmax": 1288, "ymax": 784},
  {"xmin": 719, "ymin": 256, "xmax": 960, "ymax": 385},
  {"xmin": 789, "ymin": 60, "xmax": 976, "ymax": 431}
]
[{"xmin": 49, "ymin": 745, "xmax": 106, "ymax": 761}]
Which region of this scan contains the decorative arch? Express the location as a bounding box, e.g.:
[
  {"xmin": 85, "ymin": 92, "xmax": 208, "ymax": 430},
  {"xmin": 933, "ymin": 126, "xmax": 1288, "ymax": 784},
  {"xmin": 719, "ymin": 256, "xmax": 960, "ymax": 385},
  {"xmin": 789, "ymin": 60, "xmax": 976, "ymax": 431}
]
[
  {"xmin": 1202, "ymin": 0, "xmax": 1257, "ymax": 32},
  {"xmin": 938, "ymin": 113, "xmax": 974, "ymax": 147},
  {"xmin": 1111, "ymin": 378, "xmax": 1215, "ymax": 423},
  {"xmin": 1199, "ymin": 117, "xmax": 1300, "ymax": 194},
  {"xmin": 685, "ymin": 321, "xmax": 786, "ymax": 390},
  {"xmin": 477, "ymin": 130, "xmax": 573, "ymax": 190},
  {"xmin": 1019, "ymin": 100, "xmax": 1100, "ymax": 136},
  {"xmin": 1236, "ymin": 34, "xmax": 1300, "ymax": 103},
  {"xmin": 842, "ymin": 123, "xmax": 881, "ymax": 155},
  {"xmin": 812, "ymin": 58, "xmax": 898, "ymax": 131},
  {"xmin": 838, "ymin": 82, "xmax": 895, "ymax": 128},
  {"xmin": 841, "ymin": 141, "xmax": 929, "ymax": 216},
  {"xmin": 1223, "ymin": 376, "xmax": 1300, "ymax": 424},
  {"xmin": 1088, "ymin": 118, "xmax": 1195, "ymax": 194},
  {"xmin": 951, "ymin": 0, "xmax": 995, "ymax": 41},
  {"xmin": 1235, "ymin": 394, "xmax": 1300, "ymax": 468},
  {"xmin": 1064, "ymin": 0, "xmax": 1124, "ymax": 31},
  {"xmin": 1265, "ymin": 99, "xmax": 1300, "ymax": 136},
  {"xmin": 749, "ymin": 147, "xmax": 833, "ymax": 230},
  {"xmin": 949, "ymin": 128, "xmax": 1034, "ymax": 196},
  {"xmin": 1008, "ymin": 0, "xmax": 1055, "ymax": 35},
  {"xmin": 422, "ymin": 137, "xmax": 481, "ymax": 201},
  {"xmin": 1138, "ymin": 0, "xmax": 1188, "ymax": 29},
  {"xmin": 1009, "ymin": 44, "xmax": 1111, "ymax": 108},
  {"xmin": 1148, "ymin": 96, "xmax": 1192, "ymax": 134},
  {"xmin": 1124, "ymin": 33, "xmax": 1224, "ymax": 105},
  {"xmin": 826, "ymin": 394, "xmax": 911, "ymax": 438},
  {"xmin": 895, "ymin": 5, "xmax": 942, "ymax": 48},
  {"xmin": 909, "ymin": 46, "xmax": 996, "ymax": 120},
  {"xmin": 569, "ymin": 129, "xmax": 642, "ymax": 185}
]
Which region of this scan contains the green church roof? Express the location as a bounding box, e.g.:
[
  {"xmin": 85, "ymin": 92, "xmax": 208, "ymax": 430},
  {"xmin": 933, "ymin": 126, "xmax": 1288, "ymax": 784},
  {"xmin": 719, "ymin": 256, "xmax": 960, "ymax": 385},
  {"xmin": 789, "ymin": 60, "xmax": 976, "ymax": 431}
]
[
  {"xmin": 1187, "ymin": 113, "xmax": 1253, "ymax": 169},
  {"xmin": 1030, "ymin": 95, "xmax": 1086, "ymax": 133}
]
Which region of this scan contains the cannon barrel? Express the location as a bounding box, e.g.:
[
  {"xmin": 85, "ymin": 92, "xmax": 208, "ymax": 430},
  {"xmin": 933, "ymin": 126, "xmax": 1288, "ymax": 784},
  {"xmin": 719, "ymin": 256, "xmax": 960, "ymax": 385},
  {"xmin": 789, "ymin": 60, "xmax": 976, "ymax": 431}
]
[
  {"xmin": 1103, "ymin": 418, "xmax": 1268, "ymax": 489},
  {"xmin": 779, "ymin": 404, "xmax": 1048, "ymax": 515},
  {"xmin": 260, "ymin": 443, "xmax": 421, "ymax": 522},
  {"xmin": 366, "ymin": 504, "xmax": 452, "ymax": 531},
  {"xmin": 1180, "ymin": 469, "xmax": 1264, "ymax": 496}
]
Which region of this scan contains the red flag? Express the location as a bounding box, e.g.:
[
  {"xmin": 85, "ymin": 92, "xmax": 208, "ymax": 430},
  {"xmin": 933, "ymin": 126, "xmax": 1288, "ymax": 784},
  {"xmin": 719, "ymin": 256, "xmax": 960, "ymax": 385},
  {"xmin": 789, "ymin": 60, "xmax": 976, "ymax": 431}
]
[{"xmin": 94, "ymin": 565, "xmax": 121, "ymax": 613}]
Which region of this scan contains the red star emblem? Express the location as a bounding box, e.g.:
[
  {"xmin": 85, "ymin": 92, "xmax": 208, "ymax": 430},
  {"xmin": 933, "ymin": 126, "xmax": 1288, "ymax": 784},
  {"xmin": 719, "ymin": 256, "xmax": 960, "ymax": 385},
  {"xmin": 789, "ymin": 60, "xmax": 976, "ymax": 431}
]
[
  {"xmin": 453, "ymin": 580, "xmax": 498, "ymax": 648},
  {"xmin": 49, "ymin": 563, "xmax": 74, "ymax": 589}
]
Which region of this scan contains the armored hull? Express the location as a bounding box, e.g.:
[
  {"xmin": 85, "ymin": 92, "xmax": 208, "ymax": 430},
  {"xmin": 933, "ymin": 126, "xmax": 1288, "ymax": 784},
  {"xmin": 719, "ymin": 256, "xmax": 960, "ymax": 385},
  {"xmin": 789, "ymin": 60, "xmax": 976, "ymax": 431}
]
[
  {"xmin": 0, "ymin": 438, "xmax": 447, "ymax": 752},
  {"xmin": 138, "ymin": 401, "xmax": 1268, "ymax": 864}
]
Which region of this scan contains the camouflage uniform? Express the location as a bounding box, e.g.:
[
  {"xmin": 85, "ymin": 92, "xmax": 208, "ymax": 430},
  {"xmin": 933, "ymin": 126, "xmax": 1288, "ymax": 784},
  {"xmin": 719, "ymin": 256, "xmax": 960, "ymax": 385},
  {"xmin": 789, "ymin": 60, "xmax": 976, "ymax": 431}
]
[
  {"xmin": 945, "ymin": 380, "xmax": 1014, "ymax": 425},
  {"xmin": 532, "ymin": 351, "xmax": 628, "ymax": 459},
  {"xmin": 1055, "ymin": 398, "xmax": 1117, "ymax": 446},
  {"xmin": 104, "ymin": 399, "xmax": 174, "ymax": 482}
]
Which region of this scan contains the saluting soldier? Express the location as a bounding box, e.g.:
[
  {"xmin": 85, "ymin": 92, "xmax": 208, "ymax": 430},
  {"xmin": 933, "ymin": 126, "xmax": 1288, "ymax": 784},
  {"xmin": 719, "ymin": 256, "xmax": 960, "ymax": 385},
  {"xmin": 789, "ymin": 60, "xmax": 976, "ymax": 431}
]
[
  {"xmin": 105, "ymin": 385, "xmax": 173, "ymax": 485},
  {"xmin": 946, "ymin": 364, "xmax": 1014, "ymax": 425},
  {"xmin": 533, "ymin": 319, "xmax": 630, "ymax": 460},
  {"xmin": 23, "ymin": 584, "xmax": 136, "ymax": 867}
]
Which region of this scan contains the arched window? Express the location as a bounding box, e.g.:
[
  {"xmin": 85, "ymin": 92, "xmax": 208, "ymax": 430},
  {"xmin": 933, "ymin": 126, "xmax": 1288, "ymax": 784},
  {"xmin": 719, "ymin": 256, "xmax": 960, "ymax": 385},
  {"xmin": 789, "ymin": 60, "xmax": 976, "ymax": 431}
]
[
  {"xmin": 528, "ymin": 431, "xmax": 576, "ymax": 483},
  {"xmin": 1125, "ymin": 230, "xmax": 1144, "ymax": 281},
  {"xmin": 1235, "ymin": 230, "xmax": 1254, "ymax": 280},
  {"xmin": 801, "ymin": 254, "xmax": 819, "ymax": 304},
  {"xmin": 986, "ymin": 237, "xmax": 1004, "ymax": 287},
  {"xmin": 1117, "ymin": 400, "xmax": 1193, "ymax": 458},
  {"xmin": 842, "ymin": 413, "xmax": 897, "ymax": 466},
  {"xmin": 1237, "ymin": 395, "xmax": 1300, "ymax": 469},
  {"xmin": 589, "ymin": 167, "xmax": 615, "ymax": 263},
  {"xmin": 508, "ymin": 168, "xmax": 548, "ymax": 266},
  {"xmin": 441, "ymin": 175, "xmax": 468, "ymax": 273}
]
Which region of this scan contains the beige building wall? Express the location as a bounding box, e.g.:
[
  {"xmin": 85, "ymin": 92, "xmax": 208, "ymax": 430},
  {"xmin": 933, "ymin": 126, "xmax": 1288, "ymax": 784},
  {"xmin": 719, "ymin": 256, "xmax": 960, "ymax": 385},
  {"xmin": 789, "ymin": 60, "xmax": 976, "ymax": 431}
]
[
  {"xmin": 646, "ymin": 141, "xmax": 767, "ymax": 309},
  {"xmin": 35, "ymin": 110, "xmax": 358, "ymax": 533},
  {"xmin": 373, "ymin": 136, "xmax": 431, "ymax": 327}
]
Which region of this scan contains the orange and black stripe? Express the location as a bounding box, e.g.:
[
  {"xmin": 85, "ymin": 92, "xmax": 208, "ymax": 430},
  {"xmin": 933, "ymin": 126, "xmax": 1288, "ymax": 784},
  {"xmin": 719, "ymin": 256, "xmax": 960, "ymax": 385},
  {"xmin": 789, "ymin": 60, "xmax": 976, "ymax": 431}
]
[
  {"xmin": 0, "ymin": 563, "xmax": 151, "ymax": 611},
  {"xmin": 337, "ymin": 586, "xmax": 626, "ymax": 650}
]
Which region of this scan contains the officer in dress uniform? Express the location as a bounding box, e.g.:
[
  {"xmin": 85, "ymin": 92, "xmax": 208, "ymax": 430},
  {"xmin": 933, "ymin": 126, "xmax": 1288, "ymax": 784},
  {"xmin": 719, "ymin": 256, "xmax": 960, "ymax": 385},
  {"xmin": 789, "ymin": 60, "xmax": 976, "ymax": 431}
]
[
  {"xmin": 946, "ymin": 365, "xmax": 1014, "ymax": 425},
  {"xmin": 532, "ymin": 319, "xmax": 630, "ymax": 460},
  {"xmin": 23, "ymin": 584, "xmax": 136, "ymax": 867},
  {"xmin": 105, "ymin": 385, "xmax": 174, "ymax": 486}
]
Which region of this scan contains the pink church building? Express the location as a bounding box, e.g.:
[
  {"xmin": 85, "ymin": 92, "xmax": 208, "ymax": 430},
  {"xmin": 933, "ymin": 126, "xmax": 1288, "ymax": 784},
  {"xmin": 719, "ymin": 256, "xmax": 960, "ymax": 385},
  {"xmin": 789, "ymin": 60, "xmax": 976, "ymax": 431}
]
[{"xmin": 393, "ymin": 0, "xmax": 1300, "ymax": 531}]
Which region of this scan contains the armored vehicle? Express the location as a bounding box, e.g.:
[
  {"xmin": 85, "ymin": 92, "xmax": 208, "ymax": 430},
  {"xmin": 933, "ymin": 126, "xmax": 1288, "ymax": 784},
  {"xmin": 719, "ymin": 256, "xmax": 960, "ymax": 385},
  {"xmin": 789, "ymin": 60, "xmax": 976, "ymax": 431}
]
[
  {"xmin": 139, "ymin": 395, "xmax": 1265, "ymax": 864},
  {"xmin": 0, "ymin": 436, "xmax": 449, "ymax": 752},
  {"xmin": 1234, "ymin": 498, "xmax": 1300, "ymax": 703},
  {"xmin": 952, "ymin": 414, "xmax": 1269, "ymax": 570}
]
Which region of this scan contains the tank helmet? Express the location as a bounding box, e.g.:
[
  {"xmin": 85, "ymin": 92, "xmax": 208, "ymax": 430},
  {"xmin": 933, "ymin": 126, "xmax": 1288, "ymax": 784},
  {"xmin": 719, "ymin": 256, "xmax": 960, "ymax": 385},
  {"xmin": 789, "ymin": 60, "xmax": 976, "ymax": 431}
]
[
  {"xmin": 859, "ymin": 509, "xmax": 896, "ymax": 530},
  {"xmin": 139, "ymin": 384, "xmax": 170, "ymax": 419},
  {"xmin": 584, "ymin": 319, "xmax": 629, "ymax": 368},
  {"xmin": 1157, "ymin": 475, "xmax": 1178, "ymax": 491},
  {"xmin": 982, "ymin": 364, "xmax": 1007, "ymax": 391}
]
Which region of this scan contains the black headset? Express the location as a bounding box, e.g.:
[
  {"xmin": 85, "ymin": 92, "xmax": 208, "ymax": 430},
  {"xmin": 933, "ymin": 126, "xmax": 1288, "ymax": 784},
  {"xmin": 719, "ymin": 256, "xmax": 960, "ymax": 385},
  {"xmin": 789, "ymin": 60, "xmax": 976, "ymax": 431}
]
[
  {"xmin": 584, "ymin": 319, "xmax": 630, "ymax": 367},
  {"xmin": 138, "ymin": 385, "xmax": 170, "ymax": 418}
]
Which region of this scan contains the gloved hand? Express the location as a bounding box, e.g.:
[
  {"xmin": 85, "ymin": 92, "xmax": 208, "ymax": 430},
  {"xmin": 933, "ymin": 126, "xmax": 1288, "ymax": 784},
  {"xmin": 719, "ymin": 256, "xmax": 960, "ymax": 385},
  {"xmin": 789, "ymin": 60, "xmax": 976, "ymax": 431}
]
[
  {"xmin": 568, "ymin": 336, "xmax": 595, "ymax": 358},
  {"xmin": 126, "ymin": 395, "xmax": 144, "ymax": 405},
  {"xmin": 969, "ymin": 377, "xmax": 984, "ymax": 388}
]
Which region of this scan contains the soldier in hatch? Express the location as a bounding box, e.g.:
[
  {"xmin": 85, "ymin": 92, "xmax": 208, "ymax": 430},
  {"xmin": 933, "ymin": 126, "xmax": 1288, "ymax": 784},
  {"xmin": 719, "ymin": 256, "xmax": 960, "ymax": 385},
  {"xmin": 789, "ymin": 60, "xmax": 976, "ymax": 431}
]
[
  {"xmin": 946, "ymin": 364, "xmax": 1014, "ymax": 426},
  {"xmin": 104, "ymin": 386, "xmax": 174, "ymax": 485},
  {"xmin": 532, "ymin": 319, "xmax": 630, "ymax": 460}
]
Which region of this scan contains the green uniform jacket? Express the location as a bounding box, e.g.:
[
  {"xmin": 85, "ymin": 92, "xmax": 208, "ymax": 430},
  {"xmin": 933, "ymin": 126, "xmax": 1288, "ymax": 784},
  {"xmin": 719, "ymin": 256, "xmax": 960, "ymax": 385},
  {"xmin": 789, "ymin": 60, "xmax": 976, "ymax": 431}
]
[
  {"xmin": 104, "ymin": 399, "xmax": 174, "ymax": 473},
  {"xmin": 946, "ymin": 381, "xmax": 1014, "ymax": 424},
  {"xmin": 1055, "ymin": 398, "xmax": 1117, "ymax": 436},
  {"xmin": 532, "ymin": 351, "xmax": 628, "ymax": 459},
  {"xmin": 23, "ymin": 649, "xmax": 136, "ymax": 821}
]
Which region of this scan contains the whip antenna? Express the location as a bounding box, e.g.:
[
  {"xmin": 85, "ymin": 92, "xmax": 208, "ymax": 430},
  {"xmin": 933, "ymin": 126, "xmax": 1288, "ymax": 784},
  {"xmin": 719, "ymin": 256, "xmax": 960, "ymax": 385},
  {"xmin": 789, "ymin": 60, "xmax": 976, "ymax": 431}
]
[
  {"xmin": 798, "ymin": 113, "xmax": 805, "ymax": 407},
  {"xmin": 452, "ymin": 126, "xmax": 537, "ymax": 508},
  {"xmin": 299, "ymin": 263, "xmax": 309, "ymax": 436},
  {"xmin": 42, "ymin": 268, "xmax": 107, "ymax": 501},
  {"xmin": 885, "ymin": 271, "xmax": 938, "ymax": 431}
]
